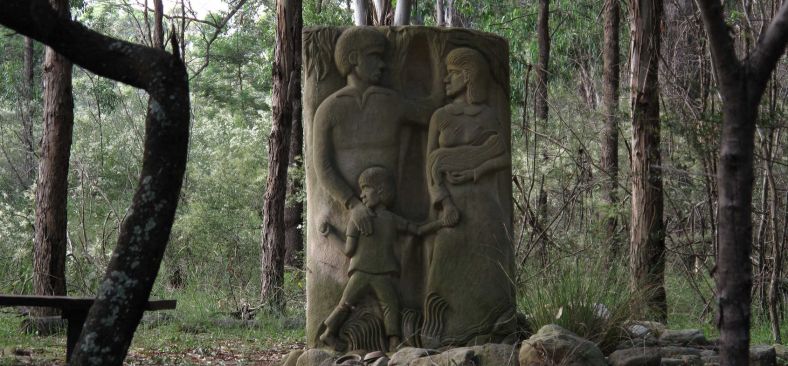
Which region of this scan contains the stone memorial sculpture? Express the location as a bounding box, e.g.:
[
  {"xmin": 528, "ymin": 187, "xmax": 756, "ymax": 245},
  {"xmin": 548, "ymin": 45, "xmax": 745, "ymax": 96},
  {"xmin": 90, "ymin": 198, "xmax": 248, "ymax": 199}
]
[{"xmin": 304, "ymin": 26, "xmax": 515, "ymax": 353}]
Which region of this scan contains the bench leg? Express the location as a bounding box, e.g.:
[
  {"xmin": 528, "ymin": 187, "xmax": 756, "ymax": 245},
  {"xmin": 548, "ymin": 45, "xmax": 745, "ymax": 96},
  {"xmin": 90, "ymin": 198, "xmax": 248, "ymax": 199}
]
[{"xmin": 63, "ymin": 309, "xmax": 88, "ymax": 362}]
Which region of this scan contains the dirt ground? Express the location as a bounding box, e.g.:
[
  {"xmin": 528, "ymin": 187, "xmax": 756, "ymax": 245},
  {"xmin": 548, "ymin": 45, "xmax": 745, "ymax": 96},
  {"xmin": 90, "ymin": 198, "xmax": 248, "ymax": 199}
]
[{"xmin": 0, "ymin": 340, "xmax": 304, "ymax": 366}]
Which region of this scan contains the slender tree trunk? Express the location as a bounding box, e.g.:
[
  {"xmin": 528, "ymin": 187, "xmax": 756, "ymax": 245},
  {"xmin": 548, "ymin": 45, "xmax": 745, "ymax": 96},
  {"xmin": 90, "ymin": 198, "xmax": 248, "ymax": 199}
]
[
  {"xmin": 436, "ymin": 0, "xmax": 445, "ymax": 26},
  {"xmin": 261, "ymin": 0, "xmax": 302, "ymax": 313},
  {"xmin": 774, "ymin": 189, "xmax": 788, "ymax": 342},
  {"xmin": 284, "ymin": 95, "xmax": 304, "ymax": 268},
  {"xmin": 354, "ymin": 0, "xmax": 369, "ymax": 25},
  {"xmin": 153, "ymin": 0, "xmax": 163, "ymax": 48},
  {"xmin": 601, "ymin": 0, "xmax": 620, "ymax": 257},
  {"xmin": 393, "ymin": 0, "xmax": 411, "ymax": 25},
  {"xmin": 756, "ymin": 159, "xmax": 770, "ymax": 312},
  {"xmin": 766, "ymin": 148, "xmax": 782, "ymax": 343},
  {"xmin": 371, "ymin": 0, "xmax": 391, "ymax": 25},
  {"xmin": 445, "ymin": 0, "xmax": 457, "ymax": 27},
  {"xmin": 20, "ymin": 36, "xmax": 37, "ymax": 187},
  {"xmin": 696, "ymin": 1, "xmax": 788, "ymax": 364},
  {"xmin": 33, "ymin": 0, "xmax": 73, "ymax": 316},
  {"xmin": 628, "ymin": 0, "xmax": 666, "ymax": 323},
  {"xmin": 535, "ymin": 0, "xmax": 550, "ymax": 121}
]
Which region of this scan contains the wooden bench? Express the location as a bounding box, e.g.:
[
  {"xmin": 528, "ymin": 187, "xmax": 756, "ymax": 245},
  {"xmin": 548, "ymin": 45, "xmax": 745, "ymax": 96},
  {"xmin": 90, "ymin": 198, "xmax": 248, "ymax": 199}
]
[{"xmin": 0, "ymin": 294, "xmax": 176, "ymax": 361}]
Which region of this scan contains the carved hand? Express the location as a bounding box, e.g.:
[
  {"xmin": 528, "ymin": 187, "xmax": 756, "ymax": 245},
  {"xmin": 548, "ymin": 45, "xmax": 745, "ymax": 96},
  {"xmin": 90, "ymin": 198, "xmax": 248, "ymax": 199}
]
[
  {"xmin": 350, "ymin": 203, "xmax": 375, "ymax": 236},
  {"xmin": 319, "ymin": 222, "xmax": 330, "ymax": 237},
  {"xmin": 446, "ymin": 170, "xmax": 474, "ymax": 184},
  {"xmin": 440, "ymin": 200, "xmax": 460, "ymax": 227}
]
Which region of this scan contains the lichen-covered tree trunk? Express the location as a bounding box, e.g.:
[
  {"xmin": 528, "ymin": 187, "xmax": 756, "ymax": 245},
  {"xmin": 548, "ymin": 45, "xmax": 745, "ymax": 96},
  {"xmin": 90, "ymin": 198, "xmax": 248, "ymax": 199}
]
[
  {"xmin": 0, "ymin": 0, "xmax": 191, "ymax": 364},
  {"xmin": 696, "ymin": 1, "xmax": 788, "ymax": 364},
  {"xmin": 260, "ymin": 0, "xmax": 302, "ymax": 313},
  {"xmin": 535, "ymin": 0, "xmax": 550, "ymax": 121},
  {"xmin": 33, "ymin": 0, "xmax": 72, "ymax": 317},
  {"xmin": 628, "ymin": 0, "xmax": 666, "ymax": 323},
  {"xmin": 601, "ymin": 0, "xmax": 620, "ymax": 256}
]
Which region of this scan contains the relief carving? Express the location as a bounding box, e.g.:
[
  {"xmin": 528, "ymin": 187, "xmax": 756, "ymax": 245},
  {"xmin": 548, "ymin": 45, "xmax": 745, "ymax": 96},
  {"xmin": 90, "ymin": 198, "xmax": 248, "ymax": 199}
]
[
  {"xmin": 304, "ymin": 26, "xmax": 515, "ymax": 352},
  {"xmin": 318, "ymin": 166, "xmax": 443, "ymax": 352},
  {"xmin": 422, "ymin": 47, "xmax": 516, "ymax": 348}
]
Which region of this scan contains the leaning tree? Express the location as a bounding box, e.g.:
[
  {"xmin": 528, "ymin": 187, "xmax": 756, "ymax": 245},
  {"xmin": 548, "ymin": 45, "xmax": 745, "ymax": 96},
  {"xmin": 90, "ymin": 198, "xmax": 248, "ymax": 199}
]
[
  {"xmin": 695, "ymin": 0, "xmax": 788, "ymax": 364},
  {"xmin": 0, "ymin": 0, "xmax": 190, "ymax": 365}
]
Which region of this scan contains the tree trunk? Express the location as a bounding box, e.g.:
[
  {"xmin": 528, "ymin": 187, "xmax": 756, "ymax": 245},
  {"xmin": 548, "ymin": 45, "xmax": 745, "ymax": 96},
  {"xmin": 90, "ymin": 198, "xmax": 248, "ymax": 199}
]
[
  {"xmin": 445, "ymin": 0, "xmax": 458, "ymax": 27},
  {"xmin": 696, "ymin": 1, "xmax": 788, "ymax": 364},
  {"xmin": 153, "ymin": 0, "xmax": 164, "ymax": 48},
  {"xmin": 0, "ymin": 1, "xmax": 191, "ymax": 363},
  {"xmin": 601, "ymin": 0, "xmax": 620, "ymax": 257},
  {"xmin": 436, "ymin": 0, "xmax": 445, "ymax": 26},
  {"xmin": 284, "ymin": 90, "xmax": 304, "ymax": 268},
  {"xmin": 766, "ymin": 142, "xmax": 782, "ymax": 343},
  {"xmin": 371, "ymin": 0, "xmax": 391, "ymax": 25},
  {"xmin": 354, "ymin": 0, "xmax": 369, "ymax": 25},
  {"xmin": 33, "ymin": 0, "xmax": 73, "ymax": 317},
  {"xmin": 261, "ymin": 0, "xmax": 302, "ymax": 313},
  {"xmin": 20, "ymin": 36, "xmax": 37, "ymax": 187},
  {"xmin": 628, "ymin": 0, "xmax": 666, "ymax": 323},
  {"xmin": 534, "ymin": 0, "xmax": 550, "ymax": 121},
  {"xmin": 756, "ymin": 166, "xmax": 769, "ymax": 312},
  {"xmin": 393, "ymin": 0, "xmax": 411, "ymax": 25}
]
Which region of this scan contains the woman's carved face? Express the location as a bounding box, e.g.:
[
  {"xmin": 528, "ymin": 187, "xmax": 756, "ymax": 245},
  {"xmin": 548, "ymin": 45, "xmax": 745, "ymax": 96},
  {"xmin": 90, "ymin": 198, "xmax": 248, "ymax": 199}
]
[{"xmin": 444, "ymin": 64, "xmax": 468, "ymax": 98}]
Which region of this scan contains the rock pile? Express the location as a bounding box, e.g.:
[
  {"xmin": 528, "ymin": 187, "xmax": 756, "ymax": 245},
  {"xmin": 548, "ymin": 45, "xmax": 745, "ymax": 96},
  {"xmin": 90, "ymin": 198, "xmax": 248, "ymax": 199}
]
[{"xmin": 279, "ymin": 323, "xmax": 782, "ymax": 366}]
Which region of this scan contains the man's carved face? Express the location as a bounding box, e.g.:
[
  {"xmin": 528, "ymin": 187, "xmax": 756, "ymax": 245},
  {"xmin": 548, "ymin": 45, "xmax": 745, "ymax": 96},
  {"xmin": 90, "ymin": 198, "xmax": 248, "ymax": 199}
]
[
  {"xmin": 444, "ymin": 64, "xmax": 467, "ymax": 98},
  {"xmin": 353, "ymin": 47, "xmax": 385, "ymax": 84}
]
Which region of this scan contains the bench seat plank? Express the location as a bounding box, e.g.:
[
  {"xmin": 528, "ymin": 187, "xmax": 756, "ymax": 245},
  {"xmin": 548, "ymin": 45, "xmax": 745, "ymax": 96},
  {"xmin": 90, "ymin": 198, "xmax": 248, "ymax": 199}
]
[
  {"xmin": 0, "ymin": 295, "xmax": 176, "ymax": 310},
  {"xmin": 0, "ymin": 294, "xmax": 175, "ymax": 361}
]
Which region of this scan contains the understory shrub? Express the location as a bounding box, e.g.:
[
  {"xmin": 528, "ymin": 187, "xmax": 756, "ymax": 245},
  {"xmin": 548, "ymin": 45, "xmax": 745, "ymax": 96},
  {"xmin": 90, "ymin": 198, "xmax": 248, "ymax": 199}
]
[{"xmin": 520, "ymin": 260, "xmax": 638, "ymax": 353}]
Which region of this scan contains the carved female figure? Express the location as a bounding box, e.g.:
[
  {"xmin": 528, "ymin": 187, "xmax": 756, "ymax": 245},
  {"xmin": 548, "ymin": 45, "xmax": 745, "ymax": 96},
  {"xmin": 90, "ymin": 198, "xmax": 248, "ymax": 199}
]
[{"xmin": 422, "ymin": 47, "xmax": 516, "ymax": 346}]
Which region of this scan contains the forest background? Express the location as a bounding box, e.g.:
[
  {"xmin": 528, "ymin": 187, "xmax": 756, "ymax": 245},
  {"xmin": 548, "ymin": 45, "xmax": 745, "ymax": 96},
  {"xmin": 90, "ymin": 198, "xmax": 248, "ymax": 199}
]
[{"xmin": 0, "ymin": 0, "xmax": 786, "ymax": 364}]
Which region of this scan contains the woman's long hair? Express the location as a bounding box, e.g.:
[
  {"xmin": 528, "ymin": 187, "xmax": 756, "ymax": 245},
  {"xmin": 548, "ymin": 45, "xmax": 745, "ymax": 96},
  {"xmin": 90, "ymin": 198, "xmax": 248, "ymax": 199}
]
[{"xmin": 445, "ymin": 47, "xmax": 490, "ymax": 104}]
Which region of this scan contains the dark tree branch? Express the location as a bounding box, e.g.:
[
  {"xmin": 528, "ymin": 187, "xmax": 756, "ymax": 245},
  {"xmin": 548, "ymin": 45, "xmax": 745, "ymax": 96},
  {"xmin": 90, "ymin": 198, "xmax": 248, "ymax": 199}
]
[
  {"xmin": 0, "ymin": 0, "xmax": 189, "ymax": 365},
  {"xmin": 186, "ymin": 0, "xmax": 249, "ymax": 78},
  {"xmin": 695, "ymin": 0, "xmax": 742, "ymax": 94},
  {"xmin": 0, "ymin": 1, "xmax": 172, "ymax": 90},
  {"xmin": 747, "ymin": 1, "xmax": 788, "ymax": 102}
]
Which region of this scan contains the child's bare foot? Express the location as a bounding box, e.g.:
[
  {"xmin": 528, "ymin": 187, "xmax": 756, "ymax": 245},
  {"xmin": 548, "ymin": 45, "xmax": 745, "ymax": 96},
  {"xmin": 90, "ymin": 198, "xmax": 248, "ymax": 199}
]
[{"xmin": 319, "ymin": 329, "xmax": 347, "ymax": 351}]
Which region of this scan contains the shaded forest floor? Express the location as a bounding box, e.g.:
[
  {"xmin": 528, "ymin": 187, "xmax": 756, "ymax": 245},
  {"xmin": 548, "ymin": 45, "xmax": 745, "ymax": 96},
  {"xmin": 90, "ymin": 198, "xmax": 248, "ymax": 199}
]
[
  {"xmin": 1, "ymin": 273, "xmax": 786, "ymax": 365},
  {"xmin": 0, "ymin": 310, "xmax": 305, "ymax": 365}
]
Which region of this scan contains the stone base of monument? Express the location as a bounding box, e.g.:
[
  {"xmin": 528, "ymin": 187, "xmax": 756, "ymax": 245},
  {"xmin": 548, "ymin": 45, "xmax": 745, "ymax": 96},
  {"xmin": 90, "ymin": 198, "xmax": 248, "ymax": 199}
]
[
  {"xmin": 279, "ymin": 342, "xmax": 519, "ymax": 366},
  {"xmin": 279, "ymin": 323, "xmax": 781, "ymax": 366}
]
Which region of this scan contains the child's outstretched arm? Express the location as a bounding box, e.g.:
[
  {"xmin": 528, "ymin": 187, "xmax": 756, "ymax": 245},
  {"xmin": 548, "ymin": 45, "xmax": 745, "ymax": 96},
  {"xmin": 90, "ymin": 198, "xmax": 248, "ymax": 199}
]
[
  {"xmin": 396, "ymin": 214, "xmax": 446, "ymax": 237},
  {"xmin": 416, "ymin": 220, "xmax": 444, "ymax": 236}
]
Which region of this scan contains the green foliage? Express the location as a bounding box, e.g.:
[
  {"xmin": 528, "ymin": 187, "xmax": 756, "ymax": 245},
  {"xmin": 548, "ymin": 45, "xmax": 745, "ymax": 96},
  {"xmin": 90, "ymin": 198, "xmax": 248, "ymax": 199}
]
[
  {"xmin": 0, "ymin": 190, "xmax": 34, "ymax": 293},
  {"xmin": 0, "ymin": 0, "xmax": 785, "ymax": 357},
  {"xmin": 519, "ymin": 260, "xmax": 637, "ymax": 353},
  {"xmin": 305, "ymin": 0, "xmax": 352, "ymax": 26}
]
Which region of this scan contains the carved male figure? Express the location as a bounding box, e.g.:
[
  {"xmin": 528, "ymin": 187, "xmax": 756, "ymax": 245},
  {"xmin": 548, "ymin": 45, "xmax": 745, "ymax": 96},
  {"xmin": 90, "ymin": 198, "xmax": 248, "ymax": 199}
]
[
  {"xmin": 312, "ymin": 27, "xmax": 438, "ymax": 235},
  {"xmin": 319, "ymin": 166, "xmax": 441, "ymax": 352}
]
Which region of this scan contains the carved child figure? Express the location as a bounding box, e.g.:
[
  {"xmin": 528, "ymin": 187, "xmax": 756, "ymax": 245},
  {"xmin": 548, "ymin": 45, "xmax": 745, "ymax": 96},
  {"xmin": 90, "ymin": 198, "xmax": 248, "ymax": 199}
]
[{"xmin": 319, "ymin": 166, "xmax": 443, "ymax": 352}]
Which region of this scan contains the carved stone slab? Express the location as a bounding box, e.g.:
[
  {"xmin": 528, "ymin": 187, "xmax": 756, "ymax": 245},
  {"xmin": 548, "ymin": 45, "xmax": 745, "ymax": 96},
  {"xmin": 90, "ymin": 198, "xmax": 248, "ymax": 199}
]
[{"xmin": 303, "ymin": 26, "xmax": 515, "ymax": 352}]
